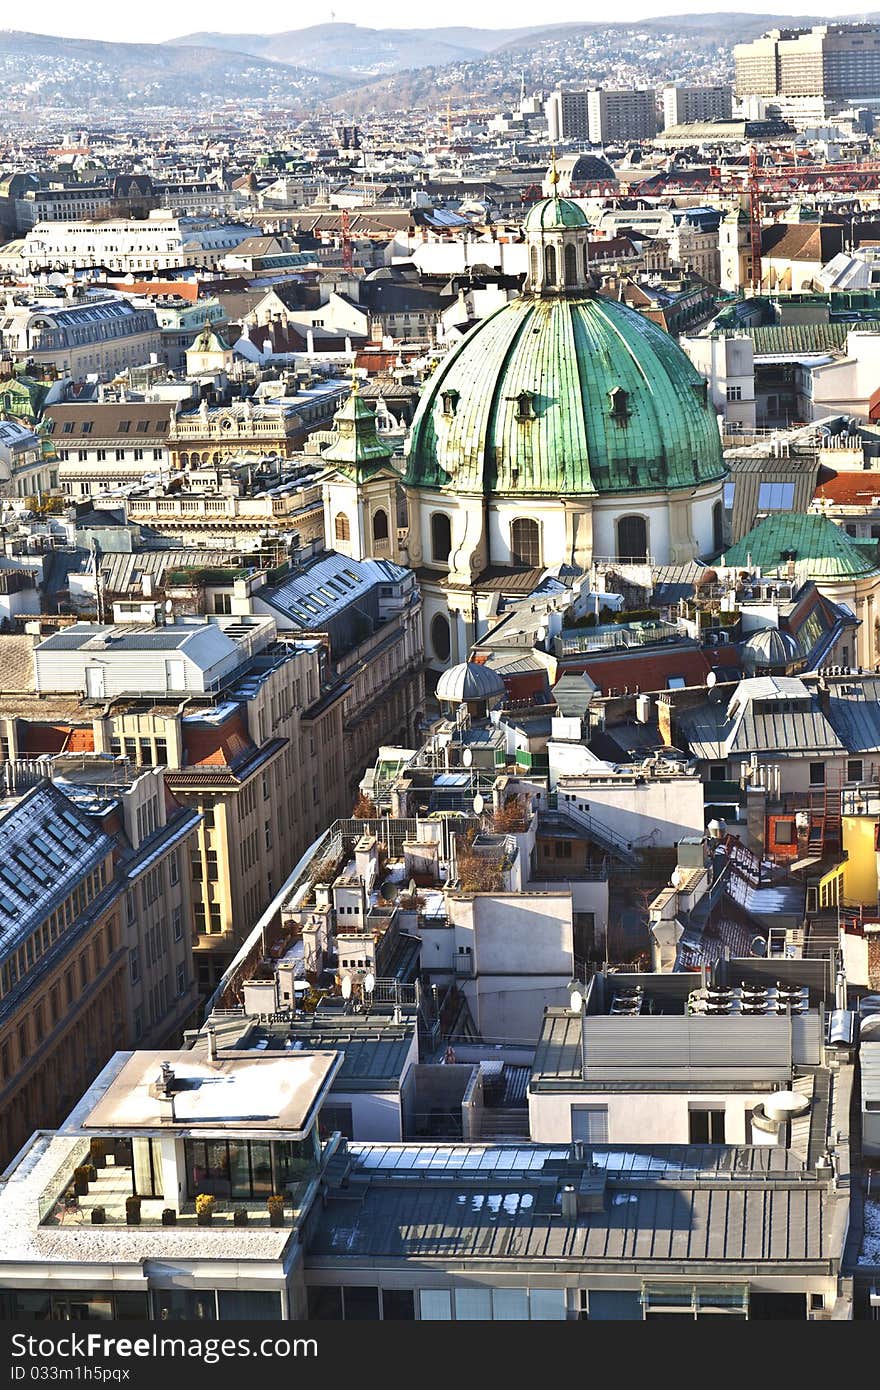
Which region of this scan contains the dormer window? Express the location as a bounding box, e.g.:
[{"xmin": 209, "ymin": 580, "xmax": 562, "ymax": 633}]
[
  {"xmin": 440, "ymin": 388, "xmax": 459, "ymax": 417},
  {"xmin": 513, "ymin": 389, "xmax": 536, "ymax": 421},
  {"xmin": 691, "ymin": 379, "xmax": 709, "ymax": 406},
  {"xmin": 609, "ymin": 386, "xmax": 629, "ymax": 422}
]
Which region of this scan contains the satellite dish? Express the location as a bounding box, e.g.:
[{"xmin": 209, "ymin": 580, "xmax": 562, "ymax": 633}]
[
  {"xmin": 462, "ymin": 747, "xmax": 473, "ymax": 767},
  {"xmin": 164, "ymin": 599, "xmax": 173, "ymax": 614},
  {"xmin": 473, "ymin": 793, "xmax": 485, "ymax": 815},
  {"xmin": 536, "ymin": 626, "xmax": 547, "ymax": 643},
  {"xmin": 364, "ymin": 972, "xmax": 375, "ymax": 995},
  {"xmin": 671, "ymin": 866, "xmax": 682, "ymax": 887},
  {"xmin": 706, "ymin": 670, "xmax": 717, "ymax": 688},
  {"xmin": 569, "ymin": 989, "xmax": 584, "ymax": 1013},
  {"xmin": 341, "ymin": 975, "xmax": 352, "ymax": 999}
]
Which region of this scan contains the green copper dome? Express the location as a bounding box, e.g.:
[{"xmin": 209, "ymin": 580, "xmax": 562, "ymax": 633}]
[
  {"xmin": 523, "ymin": 195, "xmax": 589, "ymax": 232},
  {"xmin": 404, "ymin": 295, "xmax": 725, "ymax": 496}
]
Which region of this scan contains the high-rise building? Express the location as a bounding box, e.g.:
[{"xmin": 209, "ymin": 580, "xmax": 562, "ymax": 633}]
[
  {"xmin": 735, "ymin": 24, "xmax": 880, "ymax": 108},
  {"xmin": 662, "ymin": 84, "xmax": 734, "ymax": 129},
  {"xmin": 544, "ymin": 87, "xmax": 656, "ymax": 144},
  {"xmin": 585, "ymin": 89, "xmax": 657, "ymax": 144},
  {"xmin": 544, "ymin": 88, "xmax": 590, "ymax": 143}
]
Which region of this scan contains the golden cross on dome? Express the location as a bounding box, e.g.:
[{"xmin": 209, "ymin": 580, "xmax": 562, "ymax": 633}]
[
  {"xmin": 350, "ymin": 362, "xmax": 360, "ymax": 394},
  {"xmin": 548, "ymin": 147, "xmax": 560, "ymax": 192}
]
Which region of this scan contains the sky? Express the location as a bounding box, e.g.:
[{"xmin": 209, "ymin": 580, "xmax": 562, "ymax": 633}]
[{"xmin": 8, "ymin": 2, "xmax": 875, "ymax": 45}]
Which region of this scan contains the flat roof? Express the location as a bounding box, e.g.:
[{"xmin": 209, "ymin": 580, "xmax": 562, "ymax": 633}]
[
  {"xmin": 71, "ymin": 1049, "xmax": 340, "ymax": 1139},
  {"xmin": 307, "ymin": 1142, "xmax": 839, "ymax": 1269}
]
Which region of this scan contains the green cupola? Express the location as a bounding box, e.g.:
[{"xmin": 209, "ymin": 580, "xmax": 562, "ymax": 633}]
[{"xmin": 321, "ymin": 379, "xmax": 398, "ymax": 482}]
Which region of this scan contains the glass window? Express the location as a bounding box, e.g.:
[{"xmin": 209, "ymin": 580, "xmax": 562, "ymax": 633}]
[
  {"xmin": 493, "ymin": 1288, "xmax": 529, "ymax": 1320},
  {"xmin": 381, "ymin": 1289, "xmax": 415, "ymax": 1320},
  {"xmin": 530, "ymin": 1288, "xmax": 566, "ymax": 1320},
  {"xmin": 250, "ymin": 1141, "xmax": 273, "ymax": 1196},
  {"xmin": 454, "ymin": 1288, "xmax": 492, "ymax": 1319},
  {"xmin": 343, "ymin": 1287, "xmax": 380, "ymax": 1320},
  {"xmin": 510, "ymin": 517, "xmax": 540, "ymax": 568},
  {"xmin": 617, "ymin": 514, "xmax": 648, "ymax": 563},
  {"xmin": 757, "ymin": 482, "xmax": 795, "ymax": 511},
  {"xmin": 571, "ymin": 1106, "xmax": 608, "ymax": 1143},
  {"xmin": 419, "ymin": 1290, "xmax": 452, "ymax": 1320},
  {"xmin": 810, "ymin": 762, "xmax": 825, "ymax": 786},
  {"xmin": 430, "ymin": 512, "xmax": 452, "ymax": 564},
  {"xmin": 308, "ymin": 1287, "xmax": 342, "ymax": 1319},
  {"xmin": 216, "ymin": 1291, "xmax": 282, "ymax": 1320},
  {"xmin": 723, "ymin": 482, "xmax": 736, "ymax": 508},
  {"xmin": 154, "ymin": 1290, "xmax": 216, "ymax": 1321}
]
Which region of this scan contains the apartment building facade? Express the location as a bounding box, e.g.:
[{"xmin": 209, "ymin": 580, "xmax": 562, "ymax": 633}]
[
  {"xmin": 11, "ymin": 614, "xmax": 348, "ymax": 995},
  {"xmin": 0, "ymin": 294, "xmax": 161, "ymax": 381},
  {"xmin": 0, "ymin": 781, "xmax": 126, "ymax": 1168}
]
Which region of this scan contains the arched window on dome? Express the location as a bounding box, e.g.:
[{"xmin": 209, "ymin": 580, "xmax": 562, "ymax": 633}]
[
  {"xmin": 617, "ymin": 514, "xmax": 648, "ymax": 564},
  {"xmin": 431, "ymin": 613, "xmax": 451, "ymax": 663},
  {"xmin": 712, "ymin": 500, "xmax": 724, "ymax": 554},
  {"xmin": 372, "ymin": 508, "xmax": 389, "ymax": 544},
  {"xmin": 564, "ymin": 243, "xmax": 577, "ymax": 287},
  {"xmin": 334, "ymin": 512, "xmax": 351, "ymax": 542},
  {"xmin": 510, "ymin": 517, "xmax": 540, "ymax": 568},
  {"xmin": 431, "ymin": 511, "xmax": 452, "ymax": 565},
  {"xmin": 530, "ymin": 246, "xmax": 539, "ymax": 286},
  {"xmin": 544, "ymin": 244, "xmax": 557, "ymax": 288}
]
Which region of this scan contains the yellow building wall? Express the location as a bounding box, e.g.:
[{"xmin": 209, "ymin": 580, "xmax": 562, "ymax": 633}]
[{"xmin": 842, "ymin": 817, "xmax": 878, "ymax": 907}]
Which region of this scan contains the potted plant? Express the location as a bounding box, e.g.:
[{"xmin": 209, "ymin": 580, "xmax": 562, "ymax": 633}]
[
  {"xmin": 161, "ymin": 1208, "xmax": 177, "ymax": 1227},
  {"xmin": 195, "ymin": 1193, "xmax": 215, "ymax": 1226},
  {"xmin": 125, "ymin": 1195, "xmax": 141, "ymax": 1226},
  {"xmin": 90, "ymin": 1206, "xmax": 106, "ymax": 1225},
  {"xmin": 233, "ymin": 1208, "xmax": 249, "ymax": 1227},
  {"xmin": 267, "ymin": 1194, "xmax": 284, "ymax": 1227},
  {"xmin": 73, "ymin": 1165, "xmax": 91, "ymax": 1197},
  {"xmin": 89, "ymin": 1139, "xmax": 108, "ymax": 1169}
]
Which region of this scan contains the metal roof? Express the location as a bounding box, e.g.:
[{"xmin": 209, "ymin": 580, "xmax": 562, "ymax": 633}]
[
  {"xmin": 0, "ymin": 781, "xmax": 115, "ymax": 962},
  {"xmin": 259, "ymin": 551, "xmax": 410, "ymax": 630},
  {"xmin": 724, "ymin": 513, "xmax": 880, "ymax": 580},
  {"xmin": 308, "ymin": 1142, "xmax": 836, "ymax": 1267},
  {"xmin": 405, "ymin": 294, "xmax": 725, "ymax": 497}
]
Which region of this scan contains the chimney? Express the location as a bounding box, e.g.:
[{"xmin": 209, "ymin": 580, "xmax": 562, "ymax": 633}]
[
  {"xmin": 561, "ymin": 1185, "xmax": 578, "ymax": 1222},
  {"xmin": 206, "ymin": 1023, "xmax": 218, "ymax": 1061}
]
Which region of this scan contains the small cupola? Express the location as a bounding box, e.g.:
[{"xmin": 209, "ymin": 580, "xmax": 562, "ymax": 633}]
[{"xmin": 524, "ymin": 153, "xmax": 593, "ymax": 298}]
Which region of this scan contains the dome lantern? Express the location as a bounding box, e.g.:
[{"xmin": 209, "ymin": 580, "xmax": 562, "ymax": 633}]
[{"xmin": 524, "ymin": 154, "xmax": 592, "ymax": 297}]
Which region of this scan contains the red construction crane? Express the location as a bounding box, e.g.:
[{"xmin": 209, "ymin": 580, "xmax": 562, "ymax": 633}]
[
  {"xmin": 340, "ymin": 207, "xmax": 353, "ymax": 272},
  {"xmin": 633, "ymin": 146, "xmax": 880, "ymax": 292}
]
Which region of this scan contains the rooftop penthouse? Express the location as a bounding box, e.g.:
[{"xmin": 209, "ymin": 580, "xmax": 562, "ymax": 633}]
[{"xmin": 29, "ymin": 1044, "xmax": 341, "ymax": 1239}]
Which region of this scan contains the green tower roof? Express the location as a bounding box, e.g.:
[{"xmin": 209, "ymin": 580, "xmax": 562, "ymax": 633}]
[
  {"xmin": 404, "ymin": 295, "xmax": 725, "ymax": 496},
  {"xmin": 523, "ymin": 195, "xmax": 589, "ymax": 232},
  {"xmin": 322, "ymin": 388, "xmax": 397, "ymax": 480},
  {"xmin": 724, "ymin": 513, "xmax": 880, "ymax": 580}
]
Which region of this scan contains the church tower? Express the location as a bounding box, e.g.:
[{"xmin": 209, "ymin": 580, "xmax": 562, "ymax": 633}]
[{"xmin": 321, "ymin": 378, "xmax": 403, "ymax": 563}]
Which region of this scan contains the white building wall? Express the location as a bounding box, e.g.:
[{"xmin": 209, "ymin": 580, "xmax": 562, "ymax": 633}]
[
  {"xmin": 555, "ymin": 776, "xmax": 705, "ymax": 847},
  {"xmin": 529, "ymin": 1086, "xmax": 769, "ymax": 1144}
]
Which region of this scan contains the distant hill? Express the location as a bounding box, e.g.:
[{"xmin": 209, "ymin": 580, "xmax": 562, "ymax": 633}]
[
  {"xmin": 168, "ymin": 23, "xmax": 557, "ymax": 78},
  {"xmin": 0, "ymin": 29, "xmax": 348, "ymax": 113}
]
